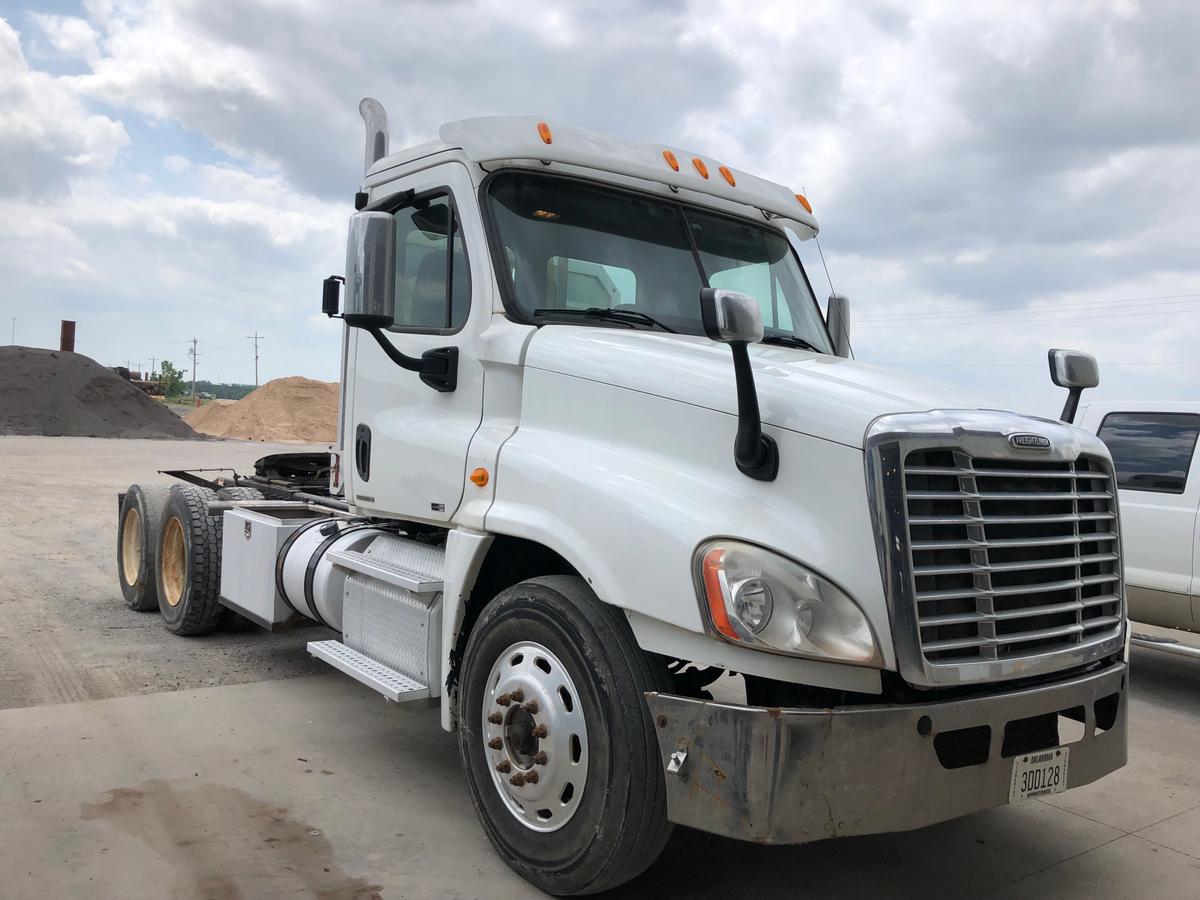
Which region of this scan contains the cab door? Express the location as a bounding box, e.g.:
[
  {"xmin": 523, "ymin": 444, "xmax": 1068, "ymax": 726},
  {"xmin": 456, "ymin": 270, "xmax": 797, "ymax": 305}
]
[{"xmin": 346, "ymin": 161, "xmax": 488, "ymax": 522}]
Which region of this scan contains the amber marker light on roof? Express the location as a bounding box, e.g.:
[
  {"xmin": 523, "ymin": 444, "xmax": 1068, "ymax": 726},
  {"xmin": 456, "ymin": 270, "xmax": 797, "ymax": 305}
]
[
  {"xmin": 692, "ymin": 157, "xmax": 709, "ymax": 179},
  {"xmin": 469, "ymin": 467, "xmax": 489, "ymax": 487},
  {"xmin": 662, "ymin": 150, "xmax": 680, "ymax": 171},
  {"xmin": 718, "ymin": 165, "xmax": 736, "ymax": 186},
  {"xmin": 795, "ymin": 193, "xmax": 813, "ymax": 213},
  {"xmin": 537, "ymin": 121, "xmax": 553, "ymax": 144}
]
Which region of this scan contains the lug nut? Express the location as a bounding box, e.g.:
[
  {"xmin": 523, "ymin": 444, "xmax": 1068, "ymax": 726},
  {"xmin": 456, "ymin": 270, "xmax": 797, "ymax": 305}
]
[
  {"xmin": 523, "ymin": 700, "xmax": 539, "ymax": 714},
  {"xmin": 534, "ymin": 751, "xmax": 549, "ymax": 766},
  {"xmin": 487, "ymin": 712, "xmax": 503, "ymax": 725},
  {"xmin": 511, "ymin": 689, "xmax": 524, "ymax": 702},
  {"xmin": 496, "ymin": 760, "xmax": 511, "ymax": 774},
  {"xmin": 532, "ymin": 724, "xmax": 548, "ymax": 739},
  {"xmin": 525, "ymin": 770, "xmax": 539, "ymax": 785},
  {"xmin": 497, "ymin": 693, "xmax": 512, "ymax": 707},
  {"xmin": 510, "ymin": 773, "xmax": 526, "ymax": 787},
  {"xmin": 488, "ymin": 737, "xmax": 503, "ymax": 750}
]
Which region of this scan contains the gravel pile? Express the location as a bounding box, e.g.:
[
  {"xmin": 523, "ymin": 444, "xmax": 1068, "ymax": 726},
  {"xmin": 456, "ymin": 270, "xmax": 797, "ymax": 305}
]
[
  {"xmin": 185, "ymin": 376, "xmax": 338, "ymax": 442},
  {"xmin": 0, "ymin": 347, "xmax": 199, "ymax": 439}
]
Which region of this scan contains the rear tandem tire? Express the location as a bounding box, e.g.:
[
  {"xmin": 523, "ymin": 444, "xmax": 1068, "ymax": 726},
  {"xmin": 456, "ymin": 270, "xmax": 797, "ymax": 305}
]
[
  {"xmin": 156, "ymin": 484, "xmax": 225, "ymax": 636},
  {"xmin": 457, "ymin": 575, "xmax": 674, "ymax": 895},
  {"xmin": 215, "ymin": 486, "xmax": 265, "ymax": 503},
  {"xmin": 117, "ymin": 483, "xmax": 172, "ymax": 612}
]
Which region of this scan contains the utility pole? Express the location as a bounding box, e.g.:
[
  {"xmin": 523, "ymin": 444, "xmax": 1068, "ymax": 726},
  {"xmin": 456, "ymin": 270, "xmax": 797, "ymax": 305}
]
[
  {"xmin": 247, "ymin": 331, "xmax": 264, "ymax": 386},
  {"xmin": 9, "ymin": 318, "xmax": 13, "ymax": 345},
  {"xmin": 188, "ymin": 338, "xmax": 199, "ymax": 406}
]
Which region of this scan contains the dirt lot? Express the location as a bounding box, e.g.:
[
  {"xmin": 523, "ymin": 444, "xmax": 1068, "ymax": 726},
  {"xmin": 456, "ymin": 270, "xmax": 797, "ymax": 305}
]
[
  {"xmin": 0, "ymin": 436, "xmax": 333, "ymax": 709},
  {"xmin": 2, "ymin": 436, "xmax": 1199, "ymax": 899}
]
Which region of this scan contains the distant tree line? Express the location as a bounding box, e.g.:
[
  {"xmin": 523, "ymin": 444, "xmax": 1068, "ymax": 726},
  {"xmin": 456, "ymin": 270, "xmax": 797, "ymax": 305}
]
[
  {"xmin": 193, "ymin": 380, "xmax": 257, "ymax": 400},
  {"xmin": 155, "ymin": 361, "xmax": 255, "ymax": 401}
]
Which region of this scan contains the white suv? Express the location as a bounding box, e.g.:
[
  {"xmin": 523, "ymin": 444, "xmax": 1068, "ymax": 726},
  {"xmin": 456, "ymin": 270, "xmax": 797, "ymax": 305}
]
[{"xmin": 1078, "ymin": 401, "xmax": 1200, "ymax": 632}]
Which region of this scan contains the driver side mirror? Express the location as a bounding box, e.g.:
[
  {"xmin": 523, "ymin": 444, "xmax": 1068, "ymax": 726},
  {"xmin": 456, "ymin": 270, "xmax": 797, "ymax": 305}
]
[
  {"xmin": 1048, "ymin": 348, "xmax": 1099, "ymax": 424},
  {"xmin": 321, "ymin": 210, "xmax": 458, "ymax": 392},
  {"xmin": 343, "ymin": 211, "xmax": 396, "ymax": 329},
  {"xmin": 826, "ymin": 293, "xmax": 851, "ymax": 358}
]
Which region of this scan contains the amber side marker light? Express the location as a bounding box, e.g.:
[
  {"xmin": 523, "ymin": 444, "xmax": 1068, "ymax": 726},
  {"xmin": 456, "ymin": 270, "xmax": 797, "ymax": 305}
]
[
  {"xmin": 718, "ymin": 165, "xmax": 736, "ymax": 186},
  {"xmin": 701, "ymin": 547, "xmax": 739, "ymax": 641},
  {"xmin": 470, "ymin": 467, "xmax": 490, "ymax": 487},
  {"xmin": 537, "ymin": 121, "xmax": 553, "ymax": 144},
  {"xmin": 692, "ymin": 157, "xmax": 710, "ymax": 179},
  {"xmin": 795, "ymin": 193, "xmax": 813, "ymax": 214},
  {"xmin": 662, "ymin": 149, "xmax": 680, "ymax": 171}
]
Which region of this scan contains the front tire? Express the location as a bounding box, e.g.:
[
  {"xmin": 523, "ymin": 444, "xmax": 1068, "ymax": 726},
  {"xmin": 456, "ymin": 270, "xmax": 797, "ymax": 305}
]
[
  {"xmin": 156, "ymin": 485, "xmax": 224, "ymax": 636},
  {"xmin": 457, "ymin": 576, "xmax": 672, "ymax": 895}
]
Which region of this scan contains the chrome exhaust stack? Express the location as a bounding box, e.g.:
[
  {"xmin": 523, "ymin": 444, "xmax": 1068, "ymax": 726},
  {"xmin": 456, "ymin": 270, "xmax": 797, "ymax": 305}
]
[{"xmin": 359, "ymin": 97, "xmax": 389, "ymax": 175}]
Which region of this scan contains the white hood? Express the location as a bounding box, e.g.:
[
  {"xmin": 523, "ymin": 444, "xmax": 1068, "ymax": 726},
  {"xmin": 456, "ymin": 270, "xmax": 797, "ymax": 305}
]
[{"xmin": 524, "ymin": 327, "xmax": 986, "ymax": 449}]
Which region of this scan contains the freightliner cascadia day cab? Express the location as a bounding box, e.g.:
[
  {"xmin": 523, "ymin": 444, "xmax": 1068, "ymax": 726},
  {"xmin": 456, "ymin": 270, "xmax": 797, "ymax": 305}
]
[{"xmin": 116, "ymin": 99, "xmax": 1130, "ymax": 895}]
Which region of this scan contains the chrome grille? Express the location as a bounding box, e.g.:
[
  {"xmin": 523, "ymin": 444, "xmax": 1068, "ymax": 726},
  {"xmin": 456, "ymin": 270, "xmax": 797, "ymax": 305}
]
[{"xmin": 903, "ymin": 450, "xmax": 1123, "ymax": 665}]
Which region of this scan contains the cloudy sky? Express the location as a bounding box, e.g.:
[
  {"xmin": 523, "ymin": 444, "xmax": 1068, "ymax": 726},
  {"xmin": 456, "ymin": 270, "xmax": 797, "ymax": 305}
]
[{"xmin": 2, "ymin": 0, "xmax": 1197, "ymax": 415}]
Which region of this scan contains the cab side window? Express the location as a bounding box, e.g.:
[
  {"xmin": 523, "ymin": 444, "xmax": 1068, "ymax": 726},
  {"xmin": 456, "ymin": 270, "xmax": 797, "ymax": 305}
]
[
  {"xmin": 392, "ymin": 195, "xmax": 470, "ymax": 332},
  {"xmin": 1097, "ymin": 412, "xmax": 1200, "ymax": 494}
]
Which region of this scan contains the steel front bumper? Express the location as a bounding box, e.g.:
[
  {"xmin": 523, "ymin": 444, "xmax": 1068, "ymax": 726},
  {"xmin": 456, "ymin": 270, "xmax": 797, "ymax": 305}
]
[{"xmin": 646, "ymin": 662, "xmax": 1127, "ymax": 844}]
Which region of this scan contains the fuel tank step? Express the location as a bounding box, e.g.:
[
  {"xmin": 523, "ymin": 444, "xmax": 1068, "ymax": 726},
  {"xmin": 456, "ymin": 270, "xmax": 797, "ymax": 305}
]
[
  {"xmin": 326, "ymin": 548, "xmax": 444, "ymax": 595},
  {"xmin": 307, "ymin": 639, "xmax": 430, "ymax": 702}
]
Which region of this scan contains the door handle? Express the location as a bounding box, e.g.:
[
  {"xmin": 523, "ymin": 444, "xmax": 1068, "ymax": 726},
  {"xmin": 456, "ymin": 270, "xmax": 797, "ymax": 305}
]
[{"xmin": 355, "ymin": 424, "xmax": 371, "ymax": 481}]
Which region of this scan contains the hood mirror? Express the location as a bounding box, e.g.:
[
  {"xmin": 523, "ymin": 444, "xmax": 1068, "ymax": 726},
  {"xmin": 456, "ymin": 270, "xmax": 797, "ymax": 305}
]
[
  {"xmin": 1048, "ymin": 348, "xmax": 1099, "ymax": 424},
  {"xmin": 699, "ymin": 288, "xmax": 778, "ymax": 482},
  {"xmin": 699, "ymin": 288, "xmax": 764, "ymax": 344},
  {"xmin": 826, "ymin": 294, "xmax": 851, "ymax": 358}
]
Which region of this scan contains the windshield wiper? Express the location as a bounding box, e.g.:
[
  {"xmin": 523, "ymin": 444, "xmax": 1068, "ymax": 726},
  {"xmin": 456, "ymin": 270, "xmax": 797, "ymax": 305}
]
[
  {"xmin": 532, "ymin": 307, "xmax": 677, "ymax": 333},
  {"xmin": 760, "ymin": 333, "xmax": 823, "ymax": 353}
]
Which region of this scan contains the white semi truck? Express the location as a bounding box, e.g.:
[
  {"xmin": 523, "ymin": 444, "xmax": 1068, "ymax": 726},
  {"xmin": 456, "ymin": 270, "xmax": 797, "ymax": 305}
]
[{"xmin": 116, "ymin": 100, "xmax": 1130, "ymax": 895}]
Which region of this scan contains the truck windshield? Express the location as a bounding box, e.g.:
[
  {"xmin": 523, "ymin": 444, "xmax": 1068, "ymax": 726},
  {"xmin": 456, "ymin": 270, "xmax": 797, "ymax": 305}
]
[{"xmin": 486, "ymin": 171, "xmax": 833, "ymax": 352}]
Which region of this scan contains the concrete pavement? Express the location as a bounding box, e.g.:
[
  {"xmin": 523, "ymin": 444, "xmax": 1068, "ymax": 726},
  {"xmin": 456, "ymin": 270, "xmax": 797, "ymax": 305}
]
[{"xmin": 2, "ymin": 645, "xmax": 1199, "ymax": 899}]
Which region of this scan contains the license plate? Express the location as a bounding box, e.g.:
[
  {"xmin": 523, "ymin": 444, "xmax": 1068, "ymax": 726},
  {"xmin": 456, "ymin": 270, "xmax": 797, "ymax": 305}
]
[{"xmin": 1009, "ymin": 746, "xmax": 1070, "ymax": 802}]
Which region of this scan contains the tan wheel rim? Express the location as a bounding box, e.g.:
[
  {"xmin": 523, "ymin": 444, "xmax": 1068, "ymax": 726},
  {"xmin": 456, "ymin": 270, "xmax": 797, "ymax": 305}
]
[
  {"xmin": 120, "ymin": 507, "xmax": 142, "ymax": 586},
  {"xmin": 161, "ymin": 516, "xmax": 186, "ymax": 607}
]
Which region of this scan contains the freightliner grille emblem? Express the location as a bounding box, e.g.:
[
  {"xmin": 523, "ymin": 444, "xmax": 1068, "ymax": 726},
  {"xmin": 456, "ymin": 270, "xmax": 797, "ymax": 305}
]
[{"xmin": 1009, "ymin": 433, "xmax": 1052, "ymax": 450}]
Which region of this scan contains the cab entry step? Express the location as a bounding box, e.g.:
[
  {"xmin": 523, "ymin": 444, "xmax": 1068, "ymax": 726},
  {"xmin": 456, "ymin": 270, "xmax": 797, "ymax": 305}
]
[
  {"xmin": 326, "ymin": 548, "xmax": 444, "ymax": 595},
  {"xmin": 307, "ymin": 639, "xmax": 430, "ymax": 702}
]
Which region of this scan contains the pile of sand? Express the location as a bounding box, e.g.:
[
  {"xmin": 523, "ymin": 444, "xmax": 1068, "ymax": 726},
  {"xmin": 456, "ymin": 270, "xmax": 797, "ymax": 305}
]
[
  {"xmin": 185, "ymin": 377, "xmax": 338, "ymax": 442},
  {"xmin": 0, "ymin": 347, "xmax": 199, "ymax": 439}
]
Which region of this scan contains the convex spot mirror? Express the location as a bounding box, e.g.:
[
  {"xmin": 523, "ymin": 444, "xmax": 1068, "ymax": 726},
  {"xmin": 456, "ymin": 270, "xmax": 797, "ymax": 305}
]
[
  {"xmin": 1048, "ymin": 348, "xmax": 1099, "ymax": 390},
  {"xmin": 343, "ymin": 211, "xmax": 396, "ymax": 330},
  {"xmin": 827, "ymin": 293, "xmax": 851, "ymax": 358},
  {"xmin": 699, "ymin": 288, "xmax": 764, "ymax": 344}
]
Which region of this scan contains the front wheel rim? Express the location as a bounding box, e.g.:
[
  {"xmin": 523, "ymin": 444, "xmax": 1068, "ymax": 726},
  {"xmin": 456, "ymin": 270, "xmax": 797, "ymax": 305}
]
[{"xmin": 481, "ymin": 641, "xmax": 589, "ymax": 833}]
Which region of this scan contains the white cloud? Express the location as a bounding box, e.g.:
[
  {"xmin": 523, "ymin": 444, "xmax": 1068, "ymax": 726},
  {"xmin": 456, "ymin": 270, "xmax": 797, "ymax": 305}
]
[
  {"xmin": 0, "ymin": 0, "xmax": 1198, "ymax": 399},
  {"xmin": 0, "ymin": 17, "xmax": 128, "ymax": 197}
]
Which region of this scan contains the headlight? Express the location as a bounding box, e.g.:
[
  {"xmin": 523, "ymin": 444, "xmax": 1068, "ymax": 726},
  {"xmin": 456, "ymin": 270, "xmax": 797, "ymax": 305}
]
[{"xmin": 695, "ymin": 540, "xmax": 880, "ymax": 666}]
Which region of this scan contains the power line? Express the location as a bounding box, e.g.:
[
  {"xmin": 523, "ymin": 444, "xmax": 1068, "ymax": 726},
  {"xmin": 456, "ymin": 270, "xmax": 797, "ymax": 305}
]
[
  {"xmin": 247, "ymin": 332, "xmax": 264, "ymax": 386},
  {"xmin": 856, "ymin": 304, "xmax": 1200, "ymax": 329},
  {"xmin": 187, "ymin": 338, "xmax": 199, "ymax": 407},
  {"xmin": 878, "ymin": 360, "xmax": 1200, "ymax": 367},
  {"xmin": 856, "ymin": 292, "xmax": 1200, "ymax": 323}
]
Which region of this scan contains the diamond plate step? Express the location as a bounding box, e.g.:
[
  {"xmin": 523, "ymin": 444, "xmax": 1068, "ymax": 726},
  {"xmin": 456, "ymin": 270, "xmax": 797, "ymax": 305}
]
[
  {"xmin": 307, "ymin": 639, "xmax": 429, "ymax": 702},
  {"xmin": 327, "ymin": 549, "xmax": 443, "ymax": 595}
]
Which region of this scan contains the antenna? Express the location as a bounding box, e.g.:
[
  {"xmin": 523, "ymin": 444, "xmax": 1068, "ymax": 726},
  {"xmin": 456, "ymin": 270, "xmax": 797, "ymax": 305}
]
[{"xmin": 803, "ymin": 185, "xmax": 837, "ymax": 296}]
